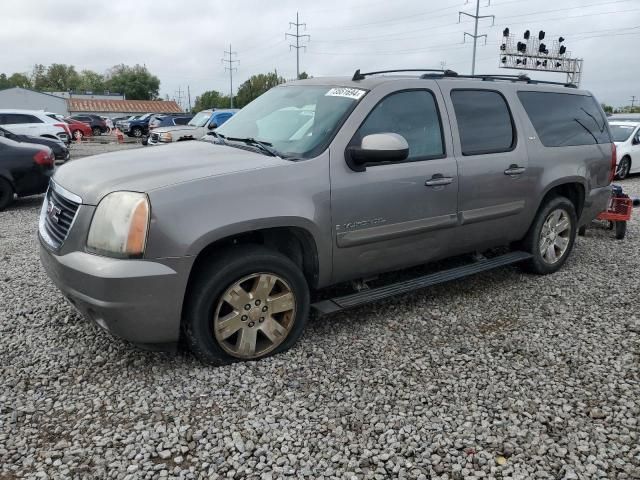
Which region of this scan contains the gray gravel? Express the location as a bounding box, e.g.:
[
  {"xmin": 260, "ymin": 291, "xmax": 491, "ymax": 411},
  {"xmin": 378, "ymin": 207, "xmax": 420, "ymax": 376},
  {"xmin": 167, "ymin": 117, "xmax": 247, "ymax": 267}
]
[{"xmin": 1, "ymin": 179, "xmax": 639, "ymax": 480}]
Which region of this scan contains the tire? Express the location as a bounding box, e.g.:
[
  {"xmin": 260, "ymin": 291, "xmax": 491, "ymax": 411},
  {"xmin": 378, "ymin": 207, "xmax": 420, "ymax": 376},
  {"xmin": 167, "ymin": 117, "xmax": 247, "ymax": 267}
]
[
  {"xmin": 617, "ymin": 157, "xmax": 631, "ymax": 180},
  {"xmin": 183, "ymin": 245, "xmax": 310, "ymax": 365},
  {"xmin": 0, "ymin": 177, "xmax": 15, "ymax": 211},
  {"xmin": 132, "ymin": 127, "xmax": 143, "ymax": 138},
  {"xmin": 615, "ymin": 221, "xmax": 627, "ymax": 240},
  {"xmin": 72, "ymin": 130, "xmax": 83, "ymax": 140},
  {"xmin": 521, "ymin": 196, "xmax": 577, "ymax": 275},
  {"xmin": 92, "ymin": 127, "xmax": 101, "ymax": 136}
]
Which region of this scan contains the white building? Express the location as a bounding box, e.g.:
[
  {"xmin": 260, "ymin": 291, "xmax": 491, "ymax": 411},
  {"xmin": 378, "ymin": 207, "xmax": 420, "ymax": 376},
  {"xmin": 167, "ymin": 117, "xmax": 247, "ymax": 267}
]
[{"xmin": 0, "ymin": 87, "xmax": 68, "ymax": 115}]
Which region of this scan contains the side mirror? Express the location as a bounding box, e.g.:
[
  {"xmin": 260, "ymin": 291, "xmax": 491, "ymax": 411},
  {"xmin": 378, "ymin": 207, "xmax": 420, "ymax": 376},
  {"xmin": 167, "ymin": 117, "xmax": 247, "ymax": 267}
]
[
  {"xmin": 208, "ymin": 122, "xmax": 218, "ymax": 130},
  {"xmin": 346, "ymin": 133, "xmax": 409, "ymax": 172}
]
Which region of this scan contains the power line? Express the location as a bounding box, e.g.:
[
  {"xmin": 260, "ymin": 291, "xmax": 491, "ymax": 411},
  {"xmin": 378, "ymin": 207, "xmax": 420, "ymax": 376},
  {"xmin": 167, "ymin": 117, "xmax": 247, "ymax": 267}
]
[
  {"xmin": 174, "ymin": 86, "xmax": 183, "ymax": 110},
  {"xmin": 286, "ymin": 12, "xmax": 310, "ymax": 79},
  {"xmin": 222, "ymin": 44, "xmax": 239, "ymax": 109},
  {"xmin": 631, "ymin": 96, "xmax": 637, "ymax": 108},
  {"xmin": 459, "ymin": 0, "xmax": 495, "ymax": 75}
]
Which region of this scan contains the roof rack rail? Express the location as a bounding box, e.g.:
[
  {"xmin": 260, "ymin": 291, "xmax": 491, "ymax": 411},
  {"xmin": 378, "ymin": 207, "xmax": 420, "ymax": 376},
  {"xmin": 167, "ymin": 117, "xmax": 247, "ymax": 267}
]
[
  {"xmin": 448, "ymin": 73, "xmax": 577, "ymax": 88},
  {"xmin": 352, "ymin": 68, "xmax": 459, "ymax": 81}
]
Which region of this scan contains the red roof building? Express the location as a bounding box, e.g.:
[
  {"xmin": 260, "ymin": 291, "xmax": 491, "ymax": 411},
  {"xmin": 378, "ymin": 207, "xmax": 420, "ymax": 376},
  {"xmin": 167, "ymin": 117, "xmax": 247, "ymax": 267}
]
[{"xmin": 67, "ymin": 99, "xmax": 183, "ymax": 117}]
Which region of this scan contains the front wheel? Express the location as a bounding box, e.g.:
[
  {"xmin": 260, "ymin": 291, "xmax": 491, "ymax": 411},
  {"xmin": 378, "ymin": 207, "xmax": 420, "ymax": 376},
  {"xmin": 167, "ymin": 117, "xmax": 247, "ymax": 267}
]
[
  {"xmin": 0, "ymin": 177, "xmax": 15, "ymax": 211},
  {"xmin": 521, "ymin": 196, "xmax": 577, "ymax": 274},
  {"xmin": 72, "ymin": 130, "xmax": 83, "ymax": 140},
  {"xmin": 91, "ymin": 127, "xmax": 101, "ymax": 136},
  {"xmin": 617, "ymin": 157, "xmax": 631, "ymax": 180},
  {"xmin": 132, "ymin": 127, "xmax": 143, "ymax": 138},
  {"xmin": 183, "ymin": 246, "xmax": 310, "ymax": 365}
]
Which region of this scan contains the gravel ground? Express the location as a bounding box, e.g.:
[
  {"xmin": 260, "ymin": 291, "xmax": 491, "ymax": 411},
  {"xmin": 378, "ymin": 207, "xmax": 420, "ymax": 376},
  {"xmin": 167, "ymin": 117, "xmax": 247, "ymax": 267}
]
[
  {"xmin": 1, "ymin": 178, "xmax": 639, "ymax": 480},
  {"xmin": 69, "ymin": 141, "xmax": 142, "ymax": 160}
]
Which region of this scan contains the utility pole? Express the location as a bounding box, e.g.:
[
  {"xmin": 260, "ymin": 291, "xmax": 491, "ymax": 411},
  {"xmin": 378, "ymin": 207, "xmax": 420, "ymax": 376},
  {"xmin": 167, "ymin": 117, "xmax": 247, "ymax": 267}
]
[
  {"xmin": 175, "ymin": 86, "xmax": 183, "ymax": 110},
  {"xmin": 286, "ymin": 12, "xmax": 310, "ymax": 79},
  {"xmin": 459, "ymin": 0, "xmax": 495, "ymax": 75},
  {"xmin": 222, "ymin": 44, "xmax": 238, "ymax": 108},
  {"xmin": 631, "ymin": 96, "xmax": 637, "ymax": 109},
  {"xmin": 187, "ymin": 85, "xmax": 191, "ymax": 112}
]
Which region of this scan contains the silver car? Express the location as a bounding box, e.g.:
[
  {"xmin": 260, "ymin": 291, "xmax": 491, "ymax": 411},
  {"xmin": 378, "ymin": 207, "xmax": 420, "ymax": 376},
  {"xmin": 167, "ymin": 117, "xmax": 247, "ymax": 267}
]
[{"xmin": 39, "ymin": 70, "xmax": 613, "ymax": 364}]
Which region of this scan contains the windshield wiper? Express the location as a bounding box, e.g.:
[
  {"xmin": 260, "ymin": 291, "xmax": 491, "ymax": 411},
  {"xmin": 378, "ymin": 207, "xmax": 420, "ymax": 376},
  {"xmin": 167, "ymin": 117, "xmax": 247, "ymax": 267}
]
[{"xmin": 223, "ymin": 136, "xmax": 280, "ymax": 157}]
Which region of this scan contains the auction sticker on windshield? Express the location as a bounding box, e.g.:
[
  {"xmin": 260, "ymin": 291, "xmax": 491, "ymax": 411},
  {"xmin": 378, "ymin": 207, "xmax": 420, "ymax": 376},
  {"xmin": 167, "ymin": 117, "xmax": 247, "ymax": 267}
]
[{"xmin": 325, "ymin": 87, "xmax": 366, "ymax": 100}]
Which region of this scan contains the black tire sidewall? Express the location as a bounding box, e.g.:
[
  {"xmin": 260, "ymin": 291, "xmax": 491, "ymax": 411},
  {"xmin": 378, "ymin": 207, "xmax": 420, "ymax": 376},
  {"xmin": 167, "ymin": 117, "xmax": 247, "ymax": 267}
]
[
  {"xmin": 184, "ymin": 246, "xmax": 310, "ymax": 365},
  {"xmin": 523, "ymin": 196, "xmax": 577, "ymax": 274},
  {"xmin": 0, "ymin": 177, "xmax": 14, "ymax": 211},
  {"xmin": 615, "ymin": 221, "xmax": 627, "ymax": 240}
]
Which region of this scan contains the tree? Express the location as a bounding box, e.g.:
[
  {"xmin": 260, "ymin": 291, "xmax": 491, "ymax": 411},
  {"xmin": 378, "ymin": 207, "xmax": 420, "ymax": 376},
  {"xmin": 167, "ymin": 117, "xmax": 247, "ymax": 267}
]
[
  {"xmin": 298, "ymin": 71, "xmax": 310, "ymax": 80},
  {"xmin": 104, "ymin": 64, "xmax": 160, "ymax": 100},
  {"xmin": 0, "ymin": 74, "xmax": 9, "ymax": 90},
  {"xmin": 8, "ymin": 73, "xmax": 31, "ymax": 88},
  {"xmin": 46, "ymin": 64, "xmax": 80, "ymax": 91},
  {"xmin": 192, "ymin": 90, "xmax": 231, "ymax": 112},
  {"xmin": 77, "ymin": 70, "xmax": 105, "ymax": 92},
  {"xmin": 31, "ymin": 64, "xmax": 48, "ymax": 90},
  {"xmin": 235, "ymin": 72, "xmax": 286, "ymax": 108},
  {"xmin": 601, "ymin": 103, "xmax": 614, "ymax": 114}
]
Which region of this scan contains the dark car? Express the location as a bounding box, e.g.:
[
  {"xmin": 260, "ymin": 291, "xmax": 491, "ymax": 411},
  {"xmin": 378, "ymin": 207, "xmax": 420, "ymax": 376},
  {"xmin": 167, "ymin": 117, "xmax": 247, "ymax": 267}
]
[
  {"xmin": 123, "ymin": 113, "xmax": 155, "ymax": 138},
  {"xmin": 0, "ymin": 136, "xmax": 55, "ymax": 210},
  {"xmin": 154, "ymin": 115, "xmax": 194, "ymax": 129},
  {"xmin": 69, "ymin": 115, "xmax": 108, "ymax": 136},
  {"xmin": 0, "ymin": 126, "xmax": 69, "ymax": 163}
]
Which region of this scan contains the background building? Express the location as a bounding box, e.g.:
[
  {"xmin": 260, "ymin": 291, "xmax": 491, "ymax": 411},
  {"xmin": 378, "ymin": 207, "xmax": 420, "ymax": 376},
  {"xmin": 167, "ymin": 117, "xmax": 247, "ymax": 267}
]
[
  {"xmin": 0, "ymin": 87, "xmax": 68, "ymax": 115},
  {"xmin": 67, "ymin": 99, "xmax": 182, "ymax": 118}
]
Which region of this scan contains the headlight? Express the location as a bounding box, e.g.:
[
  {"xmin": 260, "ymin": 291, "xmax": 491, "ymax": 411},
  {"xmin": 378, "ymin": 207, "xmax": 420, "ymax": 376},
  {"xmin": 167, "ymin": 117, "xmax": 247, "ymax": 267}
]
[
  {"xmin": 159, "ymin": 132, "xmax": 173, "ymax": 142},
  {"xmin": 86, "ymin": 192, "xmax": 150, "ymax": 258}
]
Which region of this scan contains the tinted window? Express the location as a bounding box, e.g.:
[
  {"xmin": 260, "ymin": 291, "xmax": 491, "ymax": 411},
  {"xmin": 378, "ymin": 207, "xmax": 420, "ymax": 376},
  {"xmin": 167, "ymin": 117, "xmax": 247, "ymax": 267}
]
[
  {"xmin": 353, "ymin": 90, "xmax": 444, "ymax": 161},
  {"xmin": 174, "ymin": 117, "xmax": 191, "ymax": 125},
  {"xmin": 451, "ymin": 90, "xmax": 515, "ymax": 155},
  {"xmin": 518, "ymin": 91, "xmax": 611, "ymax": 147}
]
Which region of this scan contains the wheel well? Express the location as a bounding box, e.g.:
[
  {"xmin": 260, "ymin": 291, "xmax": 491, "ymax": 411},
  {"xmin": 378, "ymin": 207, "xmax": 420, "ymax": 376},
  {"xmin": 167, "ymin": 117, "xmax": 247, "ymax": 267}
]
[
  {"xmin": 621, "ymin": 154, "xmax": 631, "ymax": 164},
  {"xmin": 541, "ymin": 183, "xmax": 585, "ymax": 218},
  {"xmin": 186, "ymin": 227, "xmax": 319, "ymax": 291}
]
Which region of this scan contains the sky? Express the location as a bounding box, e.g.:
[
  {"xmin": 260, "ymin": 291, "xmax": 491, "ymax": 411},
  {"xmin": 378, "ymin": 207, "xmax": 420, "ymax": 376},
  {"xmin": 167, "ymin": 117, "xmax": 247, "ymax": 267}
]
[{"xmin": 1, "ymin": 0, "xmax": 639, "ymax": 108}]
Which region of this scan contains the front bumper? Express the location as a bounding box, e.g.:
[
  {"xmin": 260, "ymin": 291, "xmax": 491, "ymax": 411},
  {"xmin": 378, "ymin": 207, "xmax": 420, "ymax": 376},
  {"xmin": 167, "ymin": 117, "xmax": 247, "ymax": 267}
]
[
  {"xmin": 580, "ymin": 185, "xmax": 612, "ymax": 226},
  {"xmin": 39, "ymin": 241, "xmax": 192, "ymax": 345}
]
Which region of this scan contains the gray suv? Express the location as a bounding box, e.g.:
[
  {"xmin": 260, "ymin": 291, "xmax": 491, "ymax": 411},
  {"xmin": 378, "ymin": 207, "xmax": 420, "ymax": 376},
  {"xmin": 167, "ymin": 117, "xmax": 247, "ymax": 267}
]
[{"xmin": 39, "ymin": 70, "xmax": 614, "ymax": 364}]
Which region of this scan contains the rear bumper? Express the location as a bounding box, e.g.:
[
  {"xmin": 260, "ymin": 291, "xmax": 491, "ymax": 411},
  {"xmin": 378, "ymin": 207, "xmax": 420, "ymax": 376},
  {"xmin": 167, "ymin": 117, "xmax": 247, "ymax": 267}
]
[
  {"xmin": 39, "ymin": 241, "xmax": 192, "ymax": 345},
  {"xmin": 580, "ymin": 185, "xmax": 612, "ymax": 226}
]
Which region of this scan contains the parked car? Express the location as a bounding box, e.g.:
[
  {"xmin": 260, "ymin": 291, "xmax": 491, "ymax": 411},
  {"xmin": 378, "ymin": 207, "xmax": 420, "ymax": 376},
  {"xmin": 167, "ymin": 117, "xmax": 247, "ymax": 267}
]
[
  {"xmin": 147, "ymin": 109, "xmax": 237, "ymax": 145},
  {"xmin": 609, "ymin": 120, "xmax": 640, "ymax": 180},
  {"xmin": 63, "ymin": 117, "xmax": 93, "ymax": 140},
  {"xmin": 39, "ymin": 71, "xmax": 613, "ymax": 364},
  {"xmin": 149, "ymin": 114, "xmax": 193, "ymax": 131},
  {"xmin": 122, "ymin": 113, "xmax": 156, "ymax": 138},
  {"xmin": 0, "ymin": 126, "xmax": 69, "ymax": 163},
  {"xmin": 0, "ymin": 109, "xmax": 70, "ymax": 145},
  {"xmin": 68, "ymin": 114, "xmax": 108, "ymax": 136},
  {"xmin": 0, "ymin": 135, "xmax": 54, "ymax": 210},
  {"xmin": 112, "ymin": 116, "xmax": 133, "ymax": 129}
]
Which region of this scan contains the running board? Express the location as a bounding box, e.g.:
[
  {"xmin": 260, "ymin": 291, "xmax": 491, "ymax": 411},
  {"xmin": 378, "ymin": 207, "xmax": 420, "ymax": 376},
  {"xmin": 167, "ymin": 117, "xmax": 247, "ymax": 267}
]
[{"xmin": 311, "ymin": 251, "xmax": 532, "ymax": 315}]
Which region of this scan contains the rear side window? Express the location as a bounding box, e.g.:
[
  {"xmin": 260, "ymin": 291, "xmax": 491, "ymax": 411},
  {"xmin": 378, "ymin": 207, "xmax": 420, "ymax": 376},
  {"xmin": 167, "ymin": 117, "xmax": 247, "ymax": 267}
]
[
  {"xmin": 518, "ymin": 92, "xmax": 610, "ymax": 146},
  {"xmin": 174, "ymin": 117, "xmax": 191, "ymax": 125},
  {"xmin": 353, "ymin": 90, "xmax": 444, "ymax": 161},
  {"xmin": 450, "ymin": 90, "xmax": 515, "ymax": 156}
]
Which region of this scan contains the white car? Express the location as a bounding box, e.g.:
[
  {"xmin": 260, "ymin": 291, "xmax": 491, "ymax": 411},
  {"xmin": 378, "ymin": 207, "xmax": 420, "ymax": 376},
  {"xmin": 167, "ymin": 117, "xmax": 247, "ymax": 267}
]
[
  {"xmin": 609, "ymin": 120, "xmax": 640, "ymax": 179},
  {"xmin": 0, "ymin": 109, "xmax": 70, "ymax": 144}
]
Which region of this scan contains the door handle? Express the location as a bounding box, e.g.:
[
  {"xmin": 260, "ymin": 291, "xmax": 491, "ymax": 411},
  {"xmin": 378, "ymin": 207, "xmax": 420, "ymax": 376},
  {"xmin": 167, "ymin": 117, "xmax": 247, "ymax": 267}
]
[
  {"xmin": 425, "ymin": 174, "xmax": 453, "ymax": 187},
  {"xmin": 504, "ymin": 164, "xmax": 526, "ymax": 176}
]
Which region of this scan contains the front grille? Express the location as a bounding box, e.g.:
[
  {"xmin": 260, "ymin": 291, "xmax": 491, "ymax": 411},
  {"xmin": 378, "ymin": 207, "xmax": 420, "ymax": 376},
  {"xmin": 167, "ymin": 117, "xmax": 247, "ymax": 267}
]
[
  {"xmin": 40, "ymin": 184, "xmax": 80, "ymax": 249},
  {"xmin": 151, "ymin": 133, "xmax": 159, "ymax": 142}
]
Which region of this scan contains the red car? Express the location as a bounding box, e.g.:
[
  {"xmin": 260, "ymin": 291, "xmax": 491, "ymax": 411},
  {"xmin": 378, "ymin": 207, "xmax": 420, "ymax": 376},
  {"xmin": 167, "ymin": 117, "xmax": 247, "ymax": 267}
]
[{"xmin": 64, "ymin": 117, "xmax": 93, "ymax": 140}]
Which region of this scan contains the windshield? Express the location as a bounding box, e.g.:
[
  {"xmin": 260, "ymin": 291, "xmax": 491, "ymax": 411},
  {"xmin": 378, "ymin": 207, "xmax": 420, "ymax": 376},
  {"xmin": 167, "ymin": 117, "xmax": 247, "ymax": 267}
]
[
  {"xmin": 189, "ymin": 111, "xmax": 212, "ymax": 127},
  {"xmin": 216, "ymin": 85, "xmax": 366, "ymax": 158},
  {"xmin": 609, "ymin": 124, "xmax": 637, "ymax": 142}
]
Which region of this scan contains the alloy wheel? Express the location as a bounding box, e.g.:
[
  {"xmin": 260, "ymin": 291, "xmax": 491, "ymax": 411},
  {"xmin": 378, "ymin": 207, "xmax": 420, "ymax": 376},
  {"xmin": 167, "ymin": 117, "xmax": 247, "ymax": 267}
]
[
  {"xmin": 213, "ymin": 273, "xmax": 296, "ymax": 359},
  {"xmin": 618, "ymin": 158, "xmax": 630, "ymax": 179},
  {"xmin": 539, "ymin": 208, "xmax": 572, "ymax": 264}
]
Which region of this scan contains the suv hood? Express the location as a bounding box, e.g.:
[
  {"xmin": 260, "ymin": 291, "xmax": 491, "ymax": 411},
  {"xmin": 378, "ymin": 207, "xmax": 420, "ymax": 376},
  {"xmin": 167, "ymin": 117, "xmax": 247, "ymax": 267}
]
[
  {"xmin": 53, "ymin": 141, "xmax": 285, "ymax": 205},
  {"xmin": 152, "ymin": 124, "xmax": 198, "ymax": 134}
]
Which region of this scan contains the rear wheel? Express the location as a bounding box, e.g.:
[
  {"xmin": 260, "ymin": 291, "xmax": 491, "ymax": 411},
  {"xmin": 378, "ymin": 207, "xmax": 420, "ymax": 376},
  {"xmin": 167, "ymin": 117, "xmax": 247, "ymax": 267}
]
[
  {"xmin": 0, "ymin": 177, "xmax": 15, "ymax": 211},
  {"xmin": 521, "ymin": 196, "xmax": 577, "ymax": 274},
  {"xmin": 617, "ymin": 157, "xmax": 631, "ymax": 180},
  {"xmin": 183, "ymin": 246, "xmax": 310, "ymax": 365},
  {"xmin": 132, "ymin": 127, "xmax": 143, "ymax": 138},
  {"xmin": 72, "ymin": 130, "xmax": 83, "ymax": 140}
]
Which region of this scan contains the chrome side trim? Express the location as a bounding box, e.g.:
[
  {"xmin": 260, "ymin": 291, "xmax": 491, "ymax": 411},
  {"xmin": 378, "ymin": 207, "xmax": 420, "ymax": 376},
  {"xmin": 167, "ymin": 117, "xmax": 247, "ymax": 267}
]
[{"xmin": 337, "ymin": 214, "xmax": 458, "ymax": 248}]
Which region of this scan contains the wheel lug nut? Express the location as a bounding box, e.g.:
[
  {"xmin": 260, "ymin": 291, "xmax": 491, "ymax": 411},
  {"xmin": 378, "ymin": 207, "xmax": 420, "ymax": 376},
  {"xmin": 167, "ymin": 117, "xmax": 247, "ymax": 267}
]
[
  {"xmin": 241, "ymin": 315, "xmax": 248, "ymax": 321},
  {"xmin": 259, "ymin": 317, "xmax": 265, "ymax": 322},
  {"xmin": 262, "ymin": 306, "xmax": 268, "ymax": 312},
  {"xmin": 255, "ymin": 300, "xmax": 261, "ymax": 306},
  {"xmin": 244, "ymin": 304, "xmax": 251, "ymax": 310},
  {"xmin": 248, "ymin": 321, "xmax": 255, "ymax": 327}
]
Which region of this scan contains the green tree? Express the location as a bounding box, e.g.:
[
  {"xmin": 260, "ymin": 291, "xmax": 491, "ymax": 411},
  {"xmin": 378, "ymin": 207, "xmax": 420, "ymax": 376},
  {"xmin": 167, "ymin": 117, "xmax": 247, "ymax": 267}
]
[
  {"xmin": 235, "ymin": 72, "xmax": 286, "ymax": 108},
  {"xmin": 46, "ymin": 64, "xmax": 80, "ymax": 91},
  {"xmin": 31, "ymin": 64, "xmax": 48, "ymax": 90},
  {"xmin": 77, "ymin": 69, "xmax": 105, "ymax": 92},
  {"xmin": 105, "ymin": 64, "xmax": 160, "ymax": 100},
  {"xmin": 8, "ymin": 73, "xmax": 31, "ymax": 88},
  {"xmin": 192, "ymin": 90, "xmax": 231, "ymax": 112},
  {"xmin": 0, "ymin": 74, "xmax": 9, "ymax": 90},
  {"xmin": 298, "ymin": 71, "xmax": 310, "ymax": 80},
  {"xmin": 601, "ymin": 103, "xmax": 613, "ymax": 114}
]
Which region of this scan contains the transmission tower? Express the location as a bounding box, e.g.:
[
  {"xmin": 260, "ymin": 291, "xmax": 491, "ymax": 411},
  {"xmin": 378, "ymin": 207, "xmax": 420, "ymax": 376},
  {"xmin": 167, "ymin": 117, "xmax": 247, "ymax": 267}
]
[
  {"xmin": 222, "ymin": 44, "xmax": 239, "ymax": 108},
  {"xmin": 459, "ymin": 0, "xmax": 495, "ymax": 75},
  {"xmin": 286, "ymin": 12, "xmax": 310, "ymax": 79}
]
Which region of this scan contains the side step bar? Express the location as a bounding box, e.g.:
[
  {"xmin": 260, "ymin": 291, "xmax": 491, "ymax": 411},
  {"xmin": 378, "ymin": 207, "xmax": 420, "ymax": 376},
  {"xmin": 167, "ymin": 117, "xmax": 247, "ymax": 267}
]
[{"xmin": 311, "ymin": 251, "xmax": 532, "ymax": 315}]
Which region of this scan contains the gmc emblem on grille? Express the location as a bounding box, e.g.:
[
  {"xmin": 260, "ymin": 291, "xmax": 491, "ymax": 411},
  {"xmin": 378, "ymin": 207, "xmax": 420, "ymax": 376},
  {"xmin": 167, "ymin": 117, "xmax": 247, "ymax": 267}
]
[{"xmin": 46, "ymin": 201, "xmax": 62, "ymax": 223}]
